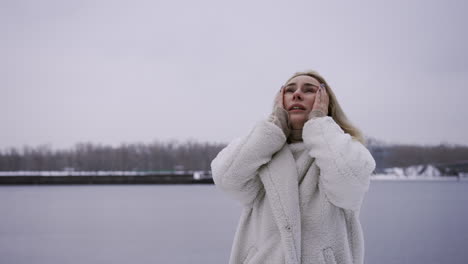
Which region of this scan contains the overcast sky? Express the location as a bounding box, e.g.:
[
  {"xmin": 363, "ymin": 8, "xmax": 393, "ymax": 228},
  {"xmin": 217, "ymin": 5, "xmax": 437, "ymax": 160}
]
[{"xmin": 1, "ymin": 0, "xmax": 467, "ymax": 150}]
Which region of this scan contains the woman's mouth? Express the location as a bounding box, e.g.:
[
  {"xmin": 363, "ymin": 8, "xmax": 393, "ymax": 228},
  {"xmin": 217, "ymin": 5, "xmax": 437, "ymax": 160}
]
[
  {"xmin": 289, "ymin": 108, "xmax": 305, "ymax": 112},
  {"xmin": 289, "ymin": 105, "xmax": 306, "ymax": 112}
]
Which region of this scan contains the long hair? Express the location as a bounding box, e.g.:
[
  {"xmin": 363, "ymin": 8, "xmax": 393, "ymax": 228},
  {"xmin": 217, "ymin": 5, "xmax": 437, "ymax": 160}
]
[{"xmin": 284, "ymin": 70, "xmax": 367, "ymax": 145}]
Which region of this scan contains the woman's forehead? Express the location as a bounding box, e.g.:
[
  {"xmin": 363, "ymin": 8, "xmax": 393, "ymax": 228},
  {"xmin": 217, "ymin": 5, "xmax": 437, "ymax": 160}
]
[{"xmin": 286, "ymin": 75, "xmax": 320, "ymax": 85}]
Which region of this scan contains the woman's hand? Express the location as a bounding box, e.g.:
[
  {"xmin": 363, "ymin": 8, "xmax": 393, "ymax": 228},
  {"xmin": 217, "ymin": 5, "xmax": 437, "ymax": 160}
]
[
  {"xmin": 308, "ymin": 83, "xmax": 330, "ymax": 120},
  {"xmin": 273, "ymin": 85, "xmax": 286, "ymax": 109},
  {"xmin": 268, "ymin": 86, "xmax": 291, "ymax": 138}
]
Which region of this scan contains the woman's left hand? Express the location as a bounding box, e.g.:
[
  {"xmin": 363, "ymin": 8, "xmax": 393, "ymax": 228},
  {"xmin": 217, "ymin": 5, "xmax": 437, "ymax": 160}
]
[{"xmin": 308, "ymin": 84, "xmax": 329, "ymax": 120}]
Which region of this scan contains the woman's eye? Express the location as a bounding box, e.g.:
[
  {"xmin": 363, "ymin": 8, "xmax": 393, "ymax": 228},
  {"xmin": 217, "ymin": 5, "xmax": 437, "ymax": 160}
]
[
  {"xmin": 305, "ymin": 88, "xmax": 316, "ymax": 93},
  {"xmin": 285, "ymin": 88, "xmax": 294, "ymax": 93}
]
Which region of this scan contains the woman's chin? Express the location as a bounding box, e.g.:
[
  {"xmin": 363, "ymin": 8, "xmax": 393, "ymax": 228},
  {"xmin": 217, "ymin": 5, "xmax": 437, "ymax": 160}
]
[
  {"xmin": 289, "ymin": 115, "xmax": 307, "ymax": 129},
  {"xmin": 289, "ymin": 113, "xmax": 306, "ymax": 120}
]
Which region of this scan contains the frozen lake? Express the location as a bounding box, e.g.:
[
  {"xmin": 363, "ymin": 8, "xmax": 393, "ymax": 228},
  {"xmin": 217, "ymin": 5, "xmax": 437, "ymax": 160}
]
[{"xmin": 1, "ymin": 180, "xmax": 467, "ymax": 264}]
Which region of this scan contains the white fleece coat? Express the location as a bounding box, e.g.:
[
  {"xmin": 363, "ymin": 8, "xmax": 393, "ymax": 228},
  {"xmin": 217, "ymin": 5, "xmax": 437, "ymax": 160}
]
[{"xmin": 211, "ymin": 116, "xmax": 376, "ymax": 264}]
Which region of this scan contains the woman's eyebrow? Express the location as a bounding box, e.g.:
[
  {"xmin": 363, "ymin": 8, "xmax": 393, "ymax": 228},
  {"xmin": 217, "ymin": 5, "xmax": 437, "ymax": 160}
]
[
  {"xmin": 286, "ymin": 83, "xmax": 319, "ymax": 88},
  {"xmin": 303, "ymin": 83, "xmax": 319, "ymax": 88}
]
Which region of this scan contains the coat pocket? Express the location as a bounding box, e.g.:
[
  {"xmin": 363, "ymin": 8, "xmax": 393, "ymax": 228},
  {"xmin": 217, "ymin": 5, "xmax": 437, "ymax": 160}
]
[
  {"xmin": 242, "ymin": 245, "xmax": 258, "ymax": 264},
  {"xmin": 322, "ymin": 247, "xmax": 337, "ymax": 264}
]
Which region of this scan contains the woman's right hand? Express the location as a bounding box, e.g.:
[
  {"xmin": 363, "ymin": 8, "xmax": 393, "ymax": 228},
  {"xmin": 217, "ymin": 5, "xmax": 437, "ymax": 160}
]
[
  {"xmin": 268, "ymin": 86, "xmax": 291, "ymax": 138},
  {"xmin": 273, "ymin": 85, "xmax": 286, "ymax": 109}
]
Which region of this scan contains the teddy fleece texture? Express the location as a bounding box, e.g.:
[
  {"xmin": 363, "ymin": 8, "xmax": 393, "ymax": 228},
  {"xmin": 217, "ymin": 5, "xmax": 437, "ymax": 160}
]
[{"xmin": 211, "ymin": 116, "xmax": 376, "ymax": 264}]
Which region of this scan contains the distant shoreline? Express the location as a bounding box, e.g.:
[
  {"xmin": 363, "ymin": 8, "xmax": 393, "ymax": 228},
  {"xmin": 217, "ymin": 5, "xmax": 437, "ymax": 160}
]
[
  {"xmin": 0, "ymin": 172, "xmax": 465, "ymax": 185},
  {"xmin": 0, "ymin": 171, "xmax": 213, "ymax": 185}
]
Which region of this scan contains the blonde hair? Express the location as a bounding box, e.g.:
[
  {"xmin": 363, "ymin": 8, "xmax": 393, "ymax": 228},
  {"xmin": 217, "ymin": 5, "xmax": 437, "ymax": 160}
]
[{"xmin": 284, "ymin": 70, "xmax": 367, "ymax": 145}]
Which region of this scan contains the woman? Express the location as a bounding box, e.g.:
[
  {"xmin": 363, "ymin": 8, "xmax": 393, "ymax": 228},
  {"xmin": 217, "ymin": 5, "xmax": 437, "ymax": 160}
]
[{"xmin": 211, "ymin": 70, "xmax": 376, "ymax": 264}]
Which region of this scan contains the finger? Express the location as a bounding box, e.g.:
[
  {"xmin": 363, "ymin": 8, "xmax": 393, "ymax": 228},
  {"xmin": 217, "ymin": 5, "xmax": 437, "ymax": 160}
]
[
  {"xmin": 276, "ymin": 87, "xmax": 282, "ymax": 102},
  {"xmin": 321, "ymin": 86, "xmax": 328, "ymax": 96},
  {"xmin": 320, "ymin": 87, "xmax": 327, "ymax": 99},
  {"xmin": 278, "ymin": 86, "xmax": 284, "ymax": 97},
  {"xmin": 281, "ymin": 87, "xmax": 285, "ymax": 108},
  {"xmin": 321, "ymin": 87, "xmax": 329, "ymax": 102},
  {"xmin": 319, "ymin": 88, "xmax": 329, "ymax": 112},
  {"xmin": 275, "ymin": 86, "xmax": 282, "ymax": 107},
  {"xmin": 313, "ymin": 90, "xmax": 321, "ymax": 110},
  {"xmin": 320, "ymin": 90, "xmax": 327, "ymax": 109},
  {"xmin": 322, "ymin": 88, "xmax": 329, "ymax": 103}
]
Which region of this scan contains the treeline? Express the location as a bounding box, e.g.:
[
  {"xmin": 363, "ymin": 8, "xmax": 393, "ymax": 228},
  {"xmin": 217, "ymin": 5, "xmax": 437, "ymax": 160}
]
[
  {"xmin": 0, "ymin": 138, "xmax": 467, "ymax": 172},
  {"xmin": 367, "ymin": 139, "xmax": 468, "ymax": 173},
  {"xmin": 0, "ymin": 140, "xmax": 225, "ymax": 171}
]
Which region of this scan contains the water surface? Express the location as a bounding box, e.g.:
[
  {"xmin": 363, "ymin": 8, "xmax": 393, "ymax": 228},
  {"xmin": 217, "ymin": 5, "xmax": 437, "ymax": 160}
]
[{"xmin": 0, "ymin": 181, "xmax": 467, "ymax": 264}]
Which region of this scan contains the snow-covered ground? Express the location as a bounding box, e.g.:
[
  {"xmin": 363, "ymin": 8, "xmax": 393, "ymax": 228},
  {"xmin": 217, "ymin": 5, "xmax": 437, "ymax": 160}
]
[
  {"xmin": 371, "ymin": 174, "xmax": 464, "ymax": 181},
  {"xmin": 374, "ymin": 163, "xmax": 468, "ymax": 181}
]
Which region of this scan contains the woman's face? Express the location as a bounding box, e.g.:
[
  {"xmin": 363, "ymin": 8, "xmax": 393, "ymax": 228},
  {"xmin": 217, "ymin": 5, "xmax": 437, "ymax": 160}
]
[{"xmin": 283, "ymin": 75, "xmax": 321, "ymax": 129}]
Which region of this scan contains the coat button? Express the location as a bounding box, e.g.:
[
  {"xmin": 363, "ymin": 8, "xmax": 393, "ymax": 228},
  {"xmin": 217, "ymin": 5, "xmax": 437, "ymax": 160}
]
[{"xmin": 285, "ymin": 224, "xmax": 292, "ymax": 231}]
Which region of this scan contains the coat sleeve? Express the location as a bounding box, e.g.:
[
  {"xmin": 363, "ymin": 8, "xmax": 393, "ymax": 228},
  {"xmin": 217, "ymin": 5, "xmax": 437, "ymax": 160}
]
[
  {"xmin": 210, "ymin": 120, "xmax": 286, "ymax": 207},
  {"xmin": 303, "ymin": 116, "xmax": 376, "ymax": 211}
]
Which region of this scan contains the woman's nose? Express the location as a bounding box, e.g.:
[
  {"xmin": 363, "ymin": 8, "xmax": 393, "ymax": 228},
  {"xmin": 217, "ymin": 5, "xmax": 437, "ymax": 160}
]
[{"xmin": 292, "ymin": 91, "xmax": 303, "ymax": 100}]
